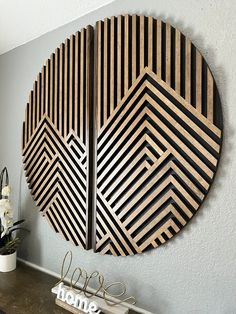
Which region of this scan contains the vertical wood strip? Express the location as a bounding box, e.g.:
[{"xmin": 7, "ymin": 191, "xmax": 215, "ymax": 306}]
[
  {"xmin": 175, "ymin": 29, "xmax": 181, "ymax": 94},
  {"xmin": 28, "ymin": 93, "xmax": 32, "ymax": 140},
  {"xmin": 54, "ymin": 49, "xmax": 59, "ymax": 129},
  {"xmin": 59, "ymin": 44, "xmax": 64, "ymax": 136},
  {"xmin": 41, "ymin": 66, "xmax": 45, "ymax": 115},
  {"xmin": 80, "ymin": 29, "xmax": 85, "ymax": 142},
  {"xmin": 103, "ymin": 18, "xmax": 108, "ymax": 124},
  {"xmin": 195, "ymin": 49, "xmax": 202, "ymax": 113},
  {"xmin": 165, "ymin": 23, "xmax": 171, "ymax": 85},
  {"xmin": 117, "ymin": 16, "xmax": 122, "ymax": 104},
  {"xmin": 97, "ymin": 21, "xmax": 102, "ymax": 131},
  {"xmin": 45, "ymin": 60, "xmax": 50, "ymax": 117},
  {"xmin": 32, "ymin": 81, "xmax": 37, "ymax": 132},
  {"xmin": 124, "ymin": 15, "xmax": 129, "ymax": 94},
  {"xmin": 50, "ymin": 54, "xmax": 54, "ymax": 123},
  {"xmin": 64, "ymin": 39, "xmax": 69, "ymax": 136},
  {"xmin": 75, "ymin": 32, "xmax": 80, "ymax": 135},
  {"xmin": 69, "ymin": 35, "xmax": 74, "ymax": 132},
  {"xmin": 207, "ymin": 68, "xmax": 214, "ymax": 122},
  {"xmin": 132, "ymin": 15, "xmax": 137, "ymax": 83},
  {"xmin": 148, "ymin": 17, "xmax": 153, "ymax": 71},
  {"xmin": 110, "ymin": 17, "xmax": 115, "ymax": 113},
  {"xmin": 156, "ymin": 19, "xmax": 162, "ymax": 77},
  {"xmin": 140, "ymin": 15, "xmax": 145, "ymax": 71},
  {"xmin": 37, "ymin": 74, "xmax": 41, "ymax": 126},
  {"xmin": 185, "ymin": 38, "xmax": 191, "ymax": 103}
]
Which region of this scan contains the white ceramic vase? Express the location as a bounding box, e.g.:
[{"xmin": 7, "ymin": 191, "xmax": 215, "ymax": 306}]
[{"xmin": 0, "ymin": 251, "xmax": 16, "ymax": 272}]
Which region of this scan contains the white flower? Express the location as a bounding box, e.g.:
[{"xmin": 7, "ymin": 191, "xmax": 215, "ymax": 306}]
[
  {"xmin": 1, "ymin": 185, "xmax": 11, "ymax": 197},
  {"xmin": 0, "ymin": 199, "xmax": 13, "ymax": 238}
]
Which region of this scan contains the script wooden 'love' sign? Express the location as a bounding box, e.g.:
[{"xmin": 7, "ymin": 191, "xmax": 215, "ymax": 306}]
[{"xmin": 22, "ymin": 15, "xmax": 223, "ymax": 256}]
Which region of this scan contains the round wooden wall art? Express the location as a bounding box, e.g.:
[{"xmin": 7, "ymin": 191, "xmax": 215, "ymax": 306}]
[{"xmin": 22, "ymin": 15, "xmax": 223, "ymax": 256}]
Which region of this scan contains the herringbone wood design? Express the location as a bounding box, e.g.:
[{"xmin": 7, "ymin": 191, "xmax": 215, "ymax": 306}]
[{"xmin": 22, "ymin": 15, "xmax": 223, "ymax": 255}]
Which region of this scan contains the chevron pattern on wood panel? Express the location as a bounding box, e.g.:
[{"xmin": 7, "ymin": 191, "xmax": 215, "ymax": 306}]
[
  {"xmin": 22, "ymin": 26, "xmax": 94, "ymax": 249},
  {"xmin": 95, "ymin": 15, "xmax": 223, "ymax": 256},
  {"xmin": 95, "ymin": 67, "xmax": 222, "ymax": 256},
  {"xmin": 22, "ymin": 15, "xmax": 223, "ymax": 255}
]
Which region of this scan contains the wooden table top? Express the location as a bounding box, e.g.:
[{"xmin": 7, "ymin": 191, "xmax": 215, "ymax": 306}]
[{"xmin": 0, "ymin": 261, "xmax": 68, "ymax": 314}]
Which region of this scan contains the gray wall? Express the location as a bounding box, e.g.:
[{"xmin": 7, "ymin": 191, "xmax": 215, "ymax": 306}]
[{"xmin": 0, "ymin": 1, "xmax": 235, "ymax": 313}]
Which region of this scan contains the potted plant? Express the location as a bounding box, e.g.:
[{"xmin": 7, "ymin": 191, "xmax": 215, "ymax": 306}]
[{"xmin": 0, "ymin": 167, "xmax": 28, "ymax": 272}]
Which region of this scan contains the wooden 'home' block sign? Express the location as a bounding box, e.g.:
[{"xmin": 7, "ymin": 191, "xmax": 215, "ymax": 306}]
[{"xmin": 22, "ymin": 15, "xmax": 223, "ymax": 256}]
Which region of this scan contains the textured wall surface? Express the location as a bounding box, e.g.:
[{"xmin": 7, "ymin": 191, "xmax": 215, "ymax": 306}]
[{"xmin": 0, "ymin": 1, "xmax": 235, "ymax": 313}]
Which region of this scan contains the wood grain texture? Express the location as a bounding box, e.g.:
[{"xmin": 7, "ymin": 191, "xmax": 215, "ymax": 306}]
[
  {"xmin": 94, "ymin": 15, "xmax": 223, "ymax": 256},
  {"xmin": 22, "ymin": 26, "xmax": 94, "ymax": 250},
  {"xmin": 22, "ymin": 15, "xmax": 223, "ymax": 256}
]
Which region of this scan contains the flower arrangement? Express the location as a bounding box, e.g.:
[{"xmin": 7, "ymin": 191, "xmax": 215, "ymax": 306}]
[{"xmin": 0, "ymin": 167, "xmax": 28, "ymax": 255}]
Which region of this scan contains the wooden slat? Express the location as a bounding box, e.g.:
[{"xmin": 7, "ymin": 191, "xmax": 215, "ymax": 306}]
[
  {"xmin": 207, "ymin": 67, "xmax": 214, "ymax": 122},
  {"xmin": 80, "ymin": 29, "xmax": 85, "ymax": 142},
  {"xmin": 50, "ymin": 54, "xmax": 54, "ymax": 123},
  {"xmin": 117, "ymin": 16, "xmax": 122, "ymax": 104},
  {"xmin": 140, "ymin": 15, "xmax": 145, "ymax": 71},
  {"xmin": 75, "ymin": 32, "xmax": 80, "ymax": 135},
  {"xmin": 175, "ymin": 29, "xmax": 181, "ymax": 93},
  {"xmin": 59, "ymin": 43, "xmax": 64, "ymax": 136},
  {"xmin": 64, "ymin": 38, "xmax": 69, "ymax": 136},
  {"xmin": 156, "ymin": 19, "xmax": 162, "ymax": 77},
  {"xmin": 103, "ymin": 18, "xmax": 108, "ymax": 123},
  {"xmin": 69, "ymin": 35, "xmax": 74, "ymax": 131},
  {"xmin": 196, "ymin": 49, "xmax": 202, "ymax": 113},
  {"xmin": 54, "ymin": 49, "xmax": 59, "ymax": 128},
  {"xmin": 148, "ymin": 16, "xmax": 153, "ymax": 71},
  {"xmin": 132, "ymin": 15, "xmax": 137, "ymax": 83},
  {"xmin": 165, "ymin": 23, "xmax": 171, "ymax": 85},
  {"xmin": 110, "ymin": 16, "xmax": 115, "ymax": 113},
  {"xmin": 185, "ymin": 38, "xmax": 191, "ymax": 103},
  {"xmin": 97, "ymin": 21, "xmax": 102, "ymax": 131},
  {"xmin": 124, "ymin": 15, "xmax": 129, "ymax": 93}
]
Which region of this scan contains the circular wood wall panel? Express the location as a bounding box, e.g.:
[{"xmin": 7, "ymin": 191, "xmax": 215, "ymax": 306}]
[{"xmin": 22, "ymin": 15, "xmax": 223, "ymax": 256}]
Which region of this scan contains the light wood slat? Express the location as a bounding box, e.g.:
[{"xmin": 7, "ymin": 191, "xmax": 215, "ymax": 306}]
[
  {"xmin": 37, "ymin": 73, "xmax": 42, "ymax": 125},
  {"xmin": 156, "ymin": 19, "xmax": 162, "ymax": 77},
  {"xmin": 117, "ymin": 16, "xmax": 122, "ymax": 104},
  {"xmin": 59, "ymin": 43, "xmax": 64, "ymax": 136},
  {"xmin": 175, "ymin": 29, "xmax": 181, "ymax": 93},
  {"xmin": 140, "ymin": 15, "xmax": 145, "ymax": 71},
  {"xmin": 80, "ymin": 29, "xmax": 85, "ymax": 142},
  {"xmin": 50, "ymin": 54, "xmax": 54, "ymax": 123},
  {"xmin": 132, "ymin": 15, "xmax": 137, "ymax": 83},
  {"xmin": 103, "ymin": 18, "xmax": 108, "ymax": 123},
  {"xmin": 32, "ymin": 82, "xmax": 37, "ymax": 132},
  {"xmin": 97, "ymin": 21, "xmax": 102, "ymax": 131},
  {"xmin": 148, "ymin": 16, "xmax": 153, "ymax": 71},
  {"xmin": 41, "ymin": 65, "xmax": 45, "ymax": 115},
  {"xmin": 75, "ymin": 32, "xmax": 80, "ymax": 134},
  {"xmin": 69, "ymin": 35, "xmax": 74, "ymax": 132},
  {"xmin": 124, "ymin": 15, "xmax": 129, "ymax": 93},
  {"xmin": 110, "ymin": 16, "xmax": 115, "ymax": 113},
  {"xmin": 54, "ymin": 49, "xmax": 59, "ymax": 128},
  {"xmin": 207, "ymin": 67, "xmax": 214, "ymax": 122},
  {"xmin": 64, "ymin": 39, "xmax": 69, "ymax": 136},
  {"xmin": 165, "ymin": 23, "xmax": 171, "ymax": 85},
  {"xmin": 185, "ymin": 38, "xmax": 191, "ymax": 103},
  {"xmin": 196, "ymin": 49, "xmax": 202, "ymax": 113},
  {"xmin": 28, "ymin": 92, "xmax": 32, "ymax": 140},
  {"xmin": 45, "ymin": 59, "xmax": 50, "ymax": 116}
]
